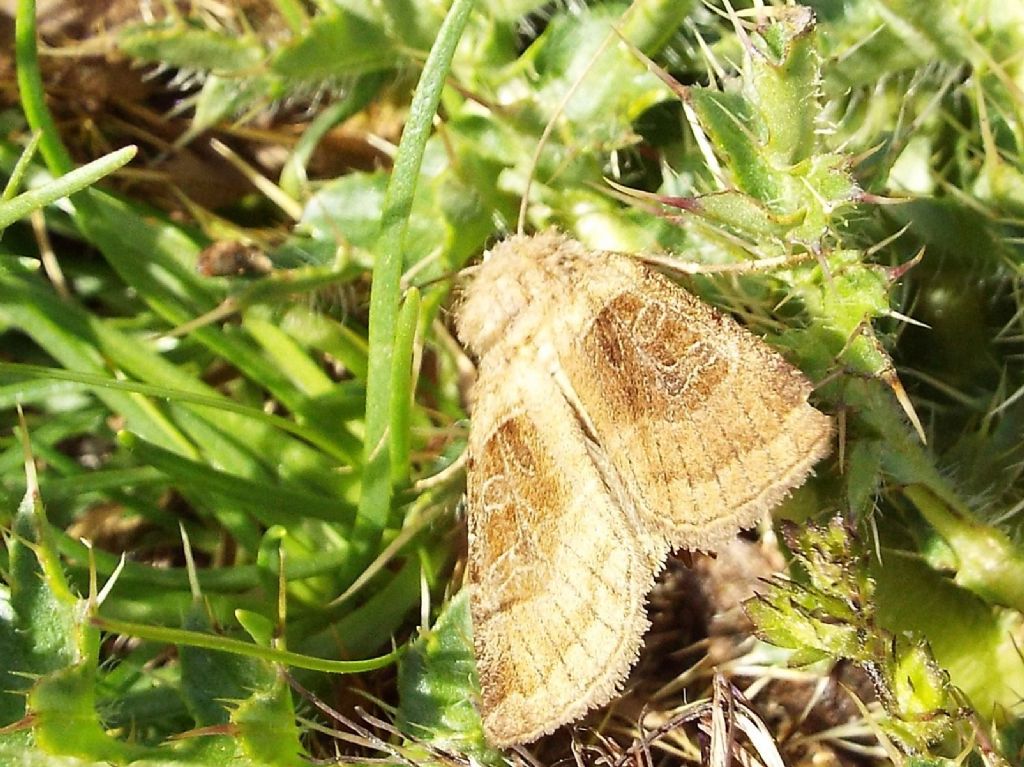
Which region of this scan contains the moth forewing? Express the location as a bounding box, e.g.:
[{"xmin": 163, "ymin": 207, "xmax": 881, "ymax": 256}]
[
  {"xmin": 456, "ymin": 231, "xmax": 832, "ymax": 746},
  {"xmin": 466, "ymin": 357, "xmax": 662, "ymax": 746},
  {"xmin": 557, "ymin": 251, "xmax": 834, "ymax": 551}
]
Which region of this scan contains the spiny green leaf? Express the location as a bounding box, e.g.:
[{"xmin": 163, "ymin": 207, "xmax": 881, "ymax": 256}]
[
  {"xmin": 118, "ymin": 21, "xmax": 266, "ymax": 73},
  {"xmin": 231, "ymin": 674, "xmax": 305, "ymax": 766},
  {"xmin": 398, "ymin": 591, "xmax": 504, "ymax": 765},
  {"xmin": 28, "ymin": 662, "xmax": 146, "ymax": 762}
]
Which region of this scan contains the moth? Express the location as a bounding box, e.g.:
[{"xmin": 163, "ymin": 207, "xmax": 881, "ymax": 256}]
[{"xmin": 455, "ymin": 231, "xmax": 832, "ymax": 746}]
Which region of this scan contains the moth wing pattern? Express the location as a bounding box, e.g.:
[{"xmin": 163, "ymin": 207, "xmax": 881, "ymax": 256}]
[
  {"xmin": 466, "ymin": 357, "xmax": 663, "ymax": 747},
  {"xmin": 558, "ymin": 254, "xmax": 833, "ymax": 552}
]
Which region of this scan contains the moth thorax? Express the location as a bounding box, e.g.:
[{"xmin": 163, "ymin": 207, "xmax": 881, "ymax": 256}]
[
  {"xmin": 456, "ymin": 266, "xmax": 533, "ymax": 356},
  {"xmin": 457, "ymin": 232, "xmax": 570, "ymax": 356}
]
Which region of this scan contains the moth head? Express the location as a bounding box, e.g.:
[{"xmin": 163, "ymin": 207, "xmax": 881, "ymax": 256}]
[{"xmin": 455, "ymin": 232, "xmax": 566, "ymax": 356}]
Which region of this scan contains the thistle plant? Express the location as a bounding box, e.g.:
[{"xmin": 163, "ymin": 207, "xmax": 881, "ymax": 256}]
[
  {"xmin": 746, "ymin": 518, "xmax": 961, "ymax": 756},
  {"xmin": 1, "ymin": 0, "xmax": 1023, "ymax": 765}
]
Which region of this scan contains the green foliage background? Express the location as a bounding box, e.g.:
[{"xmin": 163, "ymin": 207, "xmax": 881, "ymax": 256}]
[{"xmin": 1, "ymin": 0, "xmax": 1023, "ymax": 764}]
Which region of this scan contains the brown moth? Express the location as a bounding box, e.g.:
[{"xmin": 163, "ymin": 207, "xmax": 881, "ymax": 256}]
[{"xmin": 455, "ymin": 231, "xmax": 832, "ymax": 747}]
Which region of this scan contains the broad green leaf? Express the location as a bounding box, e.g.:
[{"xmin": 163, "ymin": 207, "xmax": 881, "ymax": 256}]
[
  {"xmin": 272, "ymin": 10, "xmax": 399, "ymax": 79},
  {"xmin": 398, "ymin": 591, "xmax": 503, "ymax": 764}
]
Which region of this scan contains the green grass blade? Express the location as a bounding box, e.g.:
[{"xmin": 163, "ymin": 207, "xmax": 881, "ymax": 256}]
[
  {"xmin": 14, "ymin": 0, "xmax": 72, "ymax": 174},
  {"xmin": 243, "ymin": 308, "xmax": 335, "ymax": 397},
  {"xmin": 1, "ymin": 129, "xmax": 40, "ymax": 200},
  {"xmin": 357, "ymin": 0, "xmax": 475, "ymax": 560},
  {"xmin": 91, "ymin": 615, "xmax": 402, "ymax": 674},
  {"xmin": 0, "ymin": 146, "xmax": 136, "ymax": 232},
  {"xmin": 390, "ymin": 287, "xmax": 421, "ymax": 485},
  {"xmin": 117, "ymin": 432, "xmax": 355, "ymax": 526},
  {"xmin": 0, "ymin": 362, "xmax": 358, "ymax": 464},
  {"xmin": 7, "ymin": 14, "xmax": 347, "ymax": 428},
  {"xmin": 0, "ymin": 271, "xmax": 197, "ymax": 455},
  {"xmin": 279, "ymin": 304, "xmax": 369, "ymax": 383}
]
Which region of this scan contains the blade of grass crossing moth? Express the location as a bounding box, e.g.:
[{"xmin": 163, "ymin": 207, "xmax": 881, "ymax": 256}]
[
  {"xmin": 357, "ymin": 0, "xmax": 475, "ymax": 564},
  {"xmin": 390, "ymin": 287, "xmax": 421, "ymax": 486}
]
